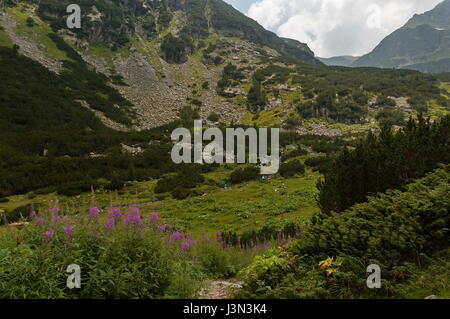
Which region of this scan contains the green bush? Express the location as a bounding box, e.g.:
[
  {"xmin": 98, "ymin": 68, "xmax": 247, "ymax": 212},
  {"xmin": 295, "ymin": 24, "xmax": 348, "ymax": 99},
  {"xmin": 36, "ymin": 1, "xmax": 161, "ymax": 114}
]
[
  {"xmin": 80, "ymin": 232, "xmax": 172, "ymax": 298},
  {"xmin": 171, "ymin": 188, "xmax": 191, "ymax": 200},
  {"xmin": 376, "ymin": 109, "xmax": 406, "ymax": 127},
  {"xmin": 26, "ymin": 17, "xmax": 35, "ymax": 27},
  {"xmin": 317, "ymin": 115, "xmax": 450, "ymax": 214},
  {"xmin": 194, "ymin": 242, "xmax": 238, "ymax": 278},
  {"xmin": 0, "ymin": 204, "xmax": 35, "ymax": 225},
  {"xmin": 237, "ymin": 166, "xmax": 450, "ymax": 299},
  {"xmin": 279, "ymin": 160, "xmax": 305, "ymax": 178},
  {"xmin": 229, "ymin": 166, "xmax": 260, "ymax": 184},
  {"xmin": 207, "ymin": 112, "xmax": 220, "ymax": 123},
  {"xmin": 304, "ymin": 156, "xmax": 333, "ymax": 173},
  {"xmin": 0, "ymin": 212, "xmax": 173, "ymax": 298},
  {"xmin": 281, "ymin": 148, "xmax": 308, "ymax": 161}
]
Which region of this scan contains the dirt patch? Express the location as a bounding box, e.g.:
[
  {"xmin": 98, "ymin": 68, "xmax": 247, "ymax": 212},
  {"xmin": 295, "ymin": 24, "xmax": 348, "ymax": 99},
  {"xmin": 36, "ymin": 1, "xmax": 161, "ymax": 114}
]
[{"xmin": 199, "ymin": 280, "xmax": 243, "ymax": 299}]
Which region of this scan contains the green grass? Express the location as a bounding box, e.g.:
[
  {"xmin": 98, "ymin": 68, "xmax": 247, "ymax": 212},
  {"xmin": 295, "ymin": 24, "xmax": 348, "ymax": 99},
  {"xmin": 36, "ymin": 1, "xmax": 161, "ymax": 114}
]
[
  {"xmin": 0, "ymin": 167, "xmax": 321, "ymax": 236},
  {"xmin": 133, "ymin": 37, "xmax": 165, "ymax": 78},
  {"xmin": 427, "ymin": 99, "xmax": 450, "ymax": 119},
  {"xmin": 87, "ymin": 43, "xmax": 116, "ymax": 67},
  {"xmin": 397, "ymin": 250, "xmax": 450, "ymax": 299},
  {"xmin": 7, "ymin": 4, "xmax": 68, "ymax": 61},
  {"xmin": 241, "ymin": 107, "xmax": 287, "ymax": 127},
  {"xmin": 150, "ymin": 170, "xmax": 320, "ymax": 235},
  {"xmin": 439, "ymin": 82, "xmax": 450, "ymax": 97},
  {"xmin": 279, "ymin": 89, "xmax": 303, "ymax": 105},
  {"xmin": 0, "ymin": 27, "xmax": 13, "ymax": 47}
]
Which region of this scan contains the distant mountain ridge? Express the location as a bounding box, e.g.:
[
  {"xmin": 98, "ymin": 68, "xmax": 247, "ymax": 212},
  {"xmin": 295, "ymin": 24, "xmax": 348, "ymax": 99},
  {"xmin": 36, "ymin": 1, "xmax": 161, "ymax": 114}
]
[
  {"xmin": 352, "ymin": 0, "xmax": 450, "ymax": 73},
  {"xmin": 318, "ymin": 56, "xmax": 359, "ymax": 67}
]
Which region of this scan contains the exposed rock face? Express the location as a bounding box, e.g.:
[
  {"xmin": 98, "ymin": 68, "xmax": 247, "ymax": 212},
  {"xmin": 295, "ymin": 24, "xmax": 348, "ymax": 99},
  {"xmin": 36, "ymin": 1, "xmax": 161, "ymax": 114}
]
[
  {"xmin": 113, "ymin": 52, "xmax": 188, "ymax": 129},
  {"xmin": 388, "ymin": 96, "xmax": 413, "ymax": 113},
  {"xmin": 121, "ymin": 143, "xmax": 144, "ymax": 155},
  {"xmin": 297, "ymin": 123, "xmax": 342, "ymax": 137}
]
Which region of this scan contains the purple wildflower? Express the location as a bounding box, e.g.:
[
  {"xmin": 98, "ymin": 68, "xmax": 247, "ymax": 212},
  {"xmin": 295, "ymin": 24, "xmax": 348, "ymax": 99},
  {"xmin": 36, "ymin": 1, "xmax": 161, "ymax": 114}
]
[
  {"xmin": 50, "ymin": 207, "xmax": 60, "ymax": 215},
  {"xmin": 52, "ymin": 216, "xmax": 61, "ymax": 224},
  {"xmin": 181, "ymin": 241, "xmax": 190, "ymax": 252},
  {"xmin": 170, "ymin": 232, "xmax": 183, "ymax": 241},
  {"xmin": 263, "ymin": 243, "xmax": 270, "ymax": 250},
  {"xmin": 158, "ymin": 225, "xmax": 167, "ymax": 232},
  {"xmin": 149, "ymin": 212, "xmax": 159, "ymax": 224},
  {"xmin": 29, "ymin": 210, "xmax": 37, "ymax": 219},
  {"xmin": 35, "ymin": 217, "xmax": 45, "ymax": 226},
  {"xmin": 44, "ymin": 231, "xmax": 54, "ymax": 241},
  {"xmin": 89, "ymin": 207, "xmax": 100, "ymax": 219},
  {"xmin": 105, "ymin": 216, "xmax": 115, "ymax": 231},
  {"xmin": 123, "ymin": 208, "xmax": 142, "ymax": 226},
  {"xmin": 111, "ymin": 208, "xmax": 122, "ymax": 220},
  {"xmin": 64, "ymin": 225, "xmax": 75, "ymax": 237},
  {"xmin": 124, "ymin": 214, "xmax": 142, "ymax": 225}
]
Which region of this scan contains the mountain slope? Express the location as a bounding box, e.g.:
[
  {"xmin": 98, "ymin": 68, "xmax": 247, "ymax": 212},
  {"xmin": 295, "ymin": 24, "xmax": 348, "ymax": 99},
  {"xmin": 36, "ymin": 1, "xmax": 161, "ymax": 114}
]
[
  {"xmin": 0, "ymin": 0, "xmax": 322, "ymax": 129},
  {"xmin": 35, "ymin": 0, "xmax": 319, "ymax": 65},
  {"xmin": 353, "ymin": 0, "xmax": 450, "ymax": 73},
  {"xmin": 318, "ymin": 56, "xmax": 359, "ymax": 67}
]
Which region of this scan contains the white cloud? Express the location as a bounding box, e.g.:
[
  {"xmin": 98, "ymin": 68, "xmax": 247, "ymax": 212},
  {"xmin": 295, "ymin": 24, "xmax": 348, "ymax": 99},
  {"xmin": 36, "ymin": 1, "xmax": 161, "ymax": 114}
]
[{"xmin": 246, "ymin": 0, "xmax": 444, "ymax": 57}]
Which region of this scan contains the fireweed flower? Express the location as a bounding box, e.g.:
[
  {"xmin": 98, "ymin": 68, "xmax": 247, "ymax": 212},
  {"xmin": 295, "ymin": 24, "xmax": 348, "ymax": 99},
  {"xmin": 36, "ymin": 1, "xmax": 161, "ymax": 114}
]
[
  {"xmin": 158, "ymin": 225, "xmax": 167, "ymax": 232},
  {"xmin": 181, "ymin": 241, "xmax": 190, "ymax": 252},
  {"xmin": 170, "ymin": 232, "xmax": 183, "ymax": 241},
  {"xmin": 105, "ymin": 216, "xmax": 115, "ymax": 231},
  {"xmin": 64, "ymin": 225, "xmax": 75, "ymax": 237},
  {"xmin": 130, "ymin": 207, "xmax": 139, "ymax": 215},
  {"xmin": 50, "ymin": 207, "xmax": 60, "ymax": 215},
  {"xmin": 123, "ymin": 208, "xmax": 142, "ymax": 227},
  {"xmin": 111, "ymin": 208, "xmax": 122, "ymax": 220},
  {"xmin": 89, "ymin": 207, "xmax": 100, "ymax": 220},
  {"xmin": 44, "ymin": 231, "xmax": 54, "ymax": 242},
  {"xmin": 149, "ymin": 212, "xmax": 159, "ymax": 224},
  {"xmin": 35, "ymin": 217, "xmax": 45, "ymax": 226},
  {"xmin": 124, "ymin": 214, "xmax": 142, "ymax": 225},
  {"xmin": 52, "ymin": 216, "xmax": 61, "ymax": 224},
  {"xmin": 29, "ymin": 210, "xmax": 37, "ymax": 219}
]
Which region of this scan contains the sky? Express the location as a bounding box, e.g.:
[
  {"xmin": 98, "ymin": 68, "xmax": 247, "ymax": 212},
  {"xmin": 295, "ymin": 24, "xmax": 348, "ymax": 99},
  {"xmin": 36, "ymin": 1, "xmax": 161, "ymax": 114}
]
[{"xmin": 224, "ymin": 0, "xmax": 444, "ymax": 58}]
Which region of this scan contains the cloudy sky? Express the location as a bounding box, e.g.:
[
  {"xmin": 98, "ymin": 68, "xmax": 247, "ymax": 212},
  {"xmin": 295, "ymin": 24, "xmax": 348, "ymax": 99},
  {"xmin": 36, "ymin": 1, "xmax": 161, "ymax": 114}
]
[{"xmin": 224, "ymin": 0, "xmax": 444, "ymax": 58}]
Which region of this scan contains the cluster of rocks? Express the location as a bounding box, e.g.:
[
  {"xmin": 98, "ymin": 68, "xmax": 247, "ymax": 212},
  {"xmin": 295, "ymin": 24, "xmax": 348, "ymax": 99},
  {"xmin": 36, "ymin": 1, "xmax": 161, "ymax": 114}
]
[
  {"xmin": 121, "ymin": 143, "xmax": 144, "ymax": 156},
  {"xmin": 388, "ymin": 96, "xmax": 413, "ymax": 113},
  {"xmin": 222, "ymin": 87, "xmax": 246, "ymax": 96},
  {"xmin": 273, "ymin": 84, "xmax": 301, "ymax": 91},
  {"xmin": 297, "ymin": 122, "xmax": 342, "ymax": 137}
]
